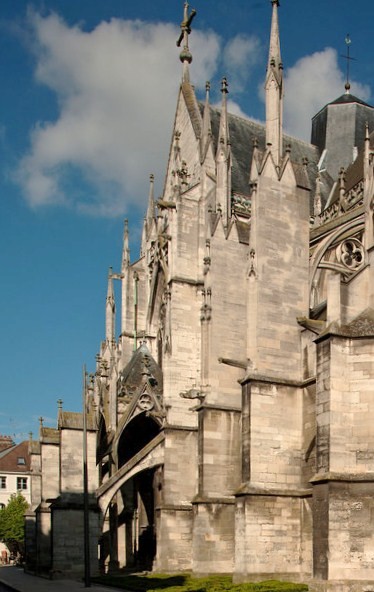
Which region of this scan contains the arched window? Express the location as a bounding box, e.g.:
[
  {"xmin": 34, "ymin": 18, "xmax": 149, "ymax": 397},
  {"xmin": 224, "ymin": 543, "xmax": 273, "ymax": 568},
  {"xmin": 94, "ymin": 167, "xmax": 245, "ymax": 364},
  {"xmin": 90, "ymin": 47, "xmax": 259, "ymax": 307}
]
[{"xmin": 117, "ymin": 413, "xmax": 160, "ymax": 468}]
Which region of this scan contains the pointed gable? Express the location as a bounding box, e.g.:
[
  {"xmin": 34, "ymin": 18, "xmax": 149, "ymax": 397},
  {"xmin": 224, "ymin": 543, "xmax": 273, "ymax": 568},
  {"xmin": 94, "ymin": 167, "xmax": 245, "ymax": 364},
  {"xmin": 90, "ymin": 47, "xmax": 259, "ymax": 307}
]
[{"xmin": 117, "ymin": 343, "xmax": 163, "ymax": 403}]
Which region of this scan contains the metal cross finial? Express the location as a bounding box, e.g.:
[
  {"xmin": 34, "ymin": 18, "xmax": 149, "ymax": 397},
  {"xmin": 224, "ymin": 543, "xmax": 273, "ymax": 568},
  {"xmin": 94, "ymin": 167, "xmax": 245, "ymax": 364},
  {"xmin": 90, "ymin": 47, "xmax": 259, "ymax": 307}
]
[{"xmin": 340, "ymin": 34, "xmax": 356, "ymax": 93}]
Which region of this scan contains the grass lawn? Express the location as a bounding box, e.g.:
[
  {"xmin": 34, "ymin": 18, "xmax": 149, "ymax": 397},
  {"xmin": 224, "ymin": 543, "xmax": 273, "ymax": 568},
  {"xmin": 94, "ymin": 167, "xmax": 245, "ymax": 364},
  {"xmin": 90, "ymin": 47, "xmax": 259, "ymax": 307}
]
[{"xmin": 91, "ymin": 573, "xmax": 308, "ymax": 592}]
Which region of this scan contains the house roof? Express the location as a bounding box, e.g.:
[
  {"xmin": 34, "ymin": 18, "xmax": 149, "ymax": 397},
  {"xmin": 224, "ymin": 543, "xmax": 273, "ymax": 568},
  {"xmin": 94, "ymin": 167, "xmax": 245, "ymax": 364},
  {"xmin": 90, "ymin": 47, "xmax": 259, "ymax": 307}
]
[{"xmin": 0, "ymin": 441, "xmax": 31, "ymax": 473}]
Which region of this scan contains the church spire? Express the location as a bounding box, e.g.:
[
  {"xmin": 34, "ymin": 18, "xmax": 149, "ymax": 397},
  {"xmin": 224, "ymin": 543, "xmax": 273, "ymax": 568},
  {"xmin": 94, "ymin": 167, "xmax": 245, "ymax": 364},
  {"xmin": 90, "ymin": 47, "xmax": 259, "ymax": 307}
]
[
  {"xmin": 105, "ymin": 266, "xmax": 115, "ymax": 343},
  {"xmin": 216, "ymin": 77, "xmax": 231, "ymax": 226},
  {"xmin": 141, "ymin": 174, "xmax": 156, "ymax": 256},
  {"xmin": 200, "ymin": 81, "xmax": 212, "ymax": 162},
  {"xmin": 265, "ymin": 0, "xmax": 283, "ymax": 167},
  {"xmin": 217, "ymin": 77, "xmax": 230, "ymax": 155},
  {"xmin": 146, "ymin": 174, "xmax": 155, "ymax": 236},
  {"xmin": 177, "ymin": 2, "xmax": 197, "ymax": 83},
  {"xmin": 121, "ymin": 219, "xmax": 130, "ymax": 275}
]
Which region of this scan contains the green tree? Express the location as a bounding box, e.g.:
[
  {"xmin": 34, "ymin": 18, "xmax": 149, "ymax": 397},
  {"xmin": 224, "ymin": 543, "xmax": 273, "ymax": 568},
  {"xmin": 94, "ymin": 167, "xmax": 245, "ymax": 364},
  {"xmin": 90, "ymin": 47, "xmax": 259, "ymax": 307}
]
[{"xmin": 0, "ymin": 492, "xmax": 29, "ymax": 558}]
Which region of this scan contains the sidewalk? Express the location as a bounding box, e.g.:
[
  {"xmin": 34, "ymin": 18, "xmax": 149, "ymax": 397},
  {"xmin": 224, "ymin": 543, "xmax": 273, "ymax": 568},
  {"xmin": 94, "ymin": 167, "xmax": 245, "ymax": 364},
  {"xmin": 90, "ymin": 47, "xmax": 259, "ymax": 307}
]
[{"xmin": 0, "ymin": 566, "xmax": 122, "ymax": 592}]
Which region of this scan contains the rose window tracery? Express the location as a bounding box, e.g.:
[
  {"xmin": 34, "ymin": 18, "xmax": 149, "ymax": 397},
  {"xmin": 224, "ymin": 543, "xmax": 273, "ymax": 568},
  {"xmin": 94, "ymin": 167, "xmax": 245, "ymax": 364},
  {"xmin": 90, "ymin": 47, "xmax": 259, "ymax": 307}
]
[{"xmin": 336, "ymin": 238, "xmax": 365, "ymax": 271}]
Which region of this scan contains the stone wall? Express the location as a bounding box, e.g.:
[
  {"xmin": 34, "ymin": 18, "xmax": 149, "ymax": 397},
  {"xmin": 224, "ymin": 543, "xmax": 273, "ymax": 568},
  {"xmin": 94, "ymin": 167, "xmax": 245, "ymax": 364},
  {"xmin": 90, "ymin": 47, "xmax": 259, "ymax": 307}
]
[
  {"xmin": 163, "ymin": 427, "xmax": 197, "ymax": 505},
  {"xmin": 245, "ymin": 382, "xmax": 305, "ymax": 489},
  {"xmin": 52, "ymin": 506, "xmax": 100, "ymax": 578},
  {"xmin": 314, "ymin": 334, "xmax": 374, "ymax": 582},
  {"xmin": 36, "ymin": 506, "xmax": 52, "ymax": 573},
  {"xmin": 198, "ymin": 407, "xmax": 241, "ymax": 497},
  {"xmin": 155, "ymin": 507, "xmax": 193, "ymax": 572},
  {"xmin": 192, "ymin": 501, "xmax": 235, "ymax": 574},
  {"xmin": 60, "ymin": 429, "xmax": 97, "ymax": 495},
  {"xmin": 163, "ymin": 281, "xmax": 201, "ymax": 427},
  {"xmin": 41, "ymin": 443, "xmax": 59, "ymax": 501},
  {"xmin": 248, "ymin": 168, "xmax": 310, "ymax": 381},
  {"xmin": 235, "ymin": 494, "xmax": 312, "ymax": 580}
]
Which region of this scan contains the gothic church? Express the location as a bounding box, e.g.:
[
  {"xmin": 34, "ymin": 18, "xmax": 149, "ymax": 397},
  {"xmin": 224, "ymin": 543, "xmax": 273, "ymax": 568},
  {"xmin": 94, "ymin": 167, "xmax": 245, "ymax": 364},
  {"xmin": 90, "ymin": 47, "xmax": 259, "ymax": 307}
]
[{"xmin": 25, "ymin": 2, "xmax": 374, "ymax": 590}]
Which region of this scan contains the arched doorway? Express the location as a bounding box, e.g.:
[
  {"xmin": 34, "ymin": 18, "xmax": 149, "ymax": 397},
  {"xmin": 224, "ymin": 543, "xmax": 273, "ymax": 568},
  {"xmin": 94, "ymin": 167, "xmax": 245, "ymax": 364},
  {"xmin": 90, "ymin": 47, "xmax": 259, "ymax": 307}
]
[
  {"xmin": 100, "ymin": 414, "xmax": 163, "ymax": 572},
  {"xmin": 101, "ymin": 465, "xmax": 162, "ymax": 572}
]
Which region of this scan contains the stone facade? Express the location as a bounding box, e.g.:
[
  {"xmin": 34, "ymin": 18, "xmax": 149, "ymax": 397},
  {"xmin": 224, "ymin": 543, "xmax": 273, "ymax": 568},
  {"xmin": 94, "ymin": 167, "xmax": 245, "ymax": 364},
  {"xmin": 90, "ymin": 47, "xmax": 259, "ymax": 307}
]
[
  {"xmin": 25, "ymin": 2, "xmax": 374, "ymax": 590},
  {"xmin": 25, "ymin": 413, "xmax": 99, "ymax": 578}
]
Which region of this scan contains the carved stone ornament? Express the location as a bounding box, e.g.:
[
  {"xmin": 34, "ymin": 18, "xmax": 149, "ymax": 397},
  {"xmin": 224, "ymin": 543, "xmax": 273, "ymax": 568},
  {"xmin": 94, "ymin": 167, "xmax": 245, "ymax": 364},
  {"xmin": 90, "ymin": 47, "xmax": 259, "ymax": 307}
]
[
  {"xmin": 336, "ymin": 238, "xmax": 365, "ymax": 271},
  {"xmin": 248, "ymin": 248, "xmax": 257, "ymax": 277},
  {"xmin": 137, "ymin": 394, "xmax": 154, "ymax": 411}
]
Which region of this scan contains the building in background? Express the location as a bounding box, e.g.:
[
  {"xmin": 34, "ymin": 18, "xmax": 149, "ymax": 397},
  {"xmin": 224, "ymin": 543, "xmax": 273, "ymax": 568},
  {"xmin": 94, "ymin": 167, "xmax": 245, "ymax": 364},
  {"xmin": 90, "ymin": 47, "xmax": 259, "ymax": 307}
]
[
  {"xmin": 0, "ymin": 438, "xmax": 32, "ymax": 563},
  {"xmin": 0, "ymin": 440, "xmax": 32, "ymax": 509},
  {"xmin": 25, "ymin": 1, "xmax": 374, "ymax": 589}
]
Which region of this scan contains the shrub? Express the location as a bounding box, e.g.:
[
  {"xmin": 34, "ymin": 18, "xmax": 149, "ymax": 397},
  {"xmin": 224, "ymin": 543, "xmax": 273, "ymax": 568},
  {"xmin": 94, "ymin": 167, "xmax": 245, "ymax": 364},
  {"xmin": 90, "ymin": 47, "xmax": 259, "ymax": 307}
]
[{"xmin": 91, "ymin": 573, "xmax": 308, "ymax": 592}]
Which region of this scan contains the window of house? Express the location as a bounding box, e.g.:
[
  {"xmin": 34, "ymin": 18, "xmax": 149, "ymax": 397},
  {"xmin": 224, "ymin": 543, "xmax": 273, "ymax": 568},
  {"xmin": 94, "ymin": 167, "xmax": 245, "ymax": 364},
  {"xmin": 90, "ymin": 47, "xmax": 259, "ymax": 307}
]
[
  {"xmin": 17, "ymin": 477, "xmax": 27, "ymax": 490},
  {"xmin": 0, "ymin": 476, "xmax": 6, "ymax": 489},
  {"xmin": 17, "ymin": 457, "xmax": 25, "ymax": 465}
]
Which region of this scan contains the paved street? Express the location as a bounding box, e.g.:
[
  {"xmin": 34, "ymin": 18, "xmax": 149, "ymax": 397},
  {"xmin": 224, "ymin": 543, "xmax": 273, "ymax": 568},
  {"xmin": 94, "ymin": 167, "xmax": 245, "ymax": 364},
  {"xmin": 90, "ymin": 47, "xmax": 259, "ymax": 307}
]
[{"xmin": 0, "ymin": 566, "xmax": 121, "ymax": 592}]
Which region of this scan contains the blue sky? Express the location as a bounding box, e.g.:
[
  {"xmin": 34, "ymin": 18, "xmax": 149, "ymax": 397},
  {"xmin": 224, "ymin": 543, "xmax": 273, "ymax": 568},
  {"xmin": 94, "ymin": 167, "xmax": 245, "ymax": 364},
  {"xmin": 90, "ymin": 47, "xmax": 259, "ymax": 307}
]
[{"xmin": 0, "ymin": 0, "xmax": 373, "ymax": 441}]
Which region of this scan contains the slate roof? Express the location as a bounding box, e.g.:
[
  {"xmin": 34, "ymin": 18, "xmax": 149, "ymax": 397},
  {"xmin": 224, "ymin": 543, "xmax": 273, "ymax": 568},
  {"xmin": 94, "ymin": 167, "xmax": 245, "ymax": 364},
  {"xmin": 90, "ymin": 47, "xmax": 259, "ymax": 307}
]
[
  {"xmin": 207, "ymin": 105, "xmax": 333, "ymax": 214},
  {"xmin": 312, "ymin": 93, "xmax": 374, "ymax": 121},
  {"xmin": 328, "ymin": 92, "xmax": 373, "ymax": 108},
  {"xmin": 0, "ymin": 441, "xmax": 31, "ymax": 473}
]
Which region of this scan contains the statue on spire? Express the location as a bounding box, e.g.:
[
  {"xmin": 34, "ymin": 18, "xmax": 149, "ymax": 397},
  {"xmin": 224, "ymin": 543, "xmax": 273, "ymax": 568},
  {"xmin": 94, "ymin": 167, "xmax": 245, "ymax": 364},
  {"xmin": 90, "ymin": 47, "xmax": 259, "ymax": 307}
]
[{"xmin": 177, "ymin": 2, "xmax": 197, "ymax": 83}]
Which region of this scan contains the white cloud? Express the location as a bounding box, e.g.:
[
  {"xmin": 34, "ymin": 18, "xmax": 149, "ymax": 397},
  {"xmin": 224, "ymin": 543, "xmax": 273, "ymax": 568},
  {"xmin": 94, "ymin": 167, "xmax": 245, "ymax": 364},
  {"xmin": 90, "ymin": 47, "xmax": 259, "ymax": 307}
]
[
  {"xmin": 223, "ymin": 35, "xmax": 261, "ymax": 93},
  {"xmin": 212, "ymin": 98, "xmax": 253, "ymax": 122},
  {"xmin": 17, "ymin": 12, "xmax": 221, "ymax": 216},
  {"xmin": 20, "ymin": 12, "xmax": 371, "ymax": 215},
  {"xmin": 284, "ymin": 47, "xmax": 371, "ymax": 140}
]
